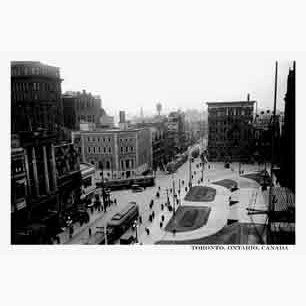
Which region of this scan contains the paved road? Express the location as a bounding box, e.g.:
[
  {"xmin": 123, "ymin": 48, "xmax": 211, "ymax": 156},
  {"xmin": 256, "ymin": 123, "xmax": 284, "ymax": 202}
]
[{"xmin": 60, "ymin": 157, "xmax": 267, "ymax": 245}]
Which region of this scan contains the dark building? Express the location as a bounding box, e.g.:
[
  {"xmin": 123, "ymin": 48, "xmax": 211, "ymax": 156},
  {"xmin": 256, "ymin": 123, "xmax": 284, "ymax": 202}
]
[
  {"xmin": 207, "ymin": 99, "xmax": 255, "ymax": 161},
  {"xmin": 279, "ymin": 62, "xmax": 295, "ymax": 193},
  {"xmin": 62, "ymin": 90, "xmax": 102, "ymax": 131},
  {"xmin": 11, "ymin": 61, "xmax": 83, "ymax": 244},
  {"xmin": 11, "ymin": 61, "xmax": 64, "ymax": 136}
]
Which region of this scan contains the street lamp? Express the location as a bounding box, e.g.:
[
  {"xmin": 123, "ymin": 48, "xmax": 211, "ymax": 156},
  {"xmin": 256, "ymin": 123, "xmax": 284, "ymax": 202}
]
[{"xmin": 133, "ymin": 220, "xmax": 139, "ymax": 244}]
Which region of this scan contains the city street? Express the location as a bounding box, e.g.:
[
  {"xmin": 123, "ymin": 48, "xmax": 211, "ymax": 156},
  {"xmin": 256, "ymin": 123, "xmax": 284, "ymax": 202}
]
[{"xmin": 59, "ymin": 154, "xmax": 269, "ymax": 245}]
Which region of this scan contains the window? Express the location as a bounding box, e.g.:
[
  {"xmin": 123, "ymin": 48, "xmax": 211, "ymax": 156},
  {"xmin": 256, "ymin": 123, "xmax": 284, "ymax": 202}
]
[
  {"xmin": 15, "ymin": 182, "xmax": 26, "ymax": 200},
  {"xmin": 108, "ymin": 147, "xmax": 111, "ymax": 153},
  {"xmin": 83, "ymin": 177, "xmax": 92, "ymax": 188}
]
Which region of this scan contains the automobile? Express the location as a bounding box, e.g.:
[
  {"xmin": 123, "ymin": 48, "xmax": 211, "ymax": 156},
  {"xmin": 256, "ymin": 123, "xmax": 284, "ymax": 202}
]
[
  {"xmin": 119, "ymin": 232, "xmax": 136, "ymax": 245},
  {"xmin": 131, "ymin": 184, "xmax": 144, "ymax": 193}
]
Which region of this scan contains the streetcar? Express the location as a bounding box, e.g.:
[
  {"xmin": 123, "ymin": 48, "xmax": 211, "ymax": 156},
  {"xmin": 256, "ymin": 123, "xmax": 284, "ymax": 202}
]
[{"xmin": 107, "ymin": 202, "xmax": 139, "ymax": 241}]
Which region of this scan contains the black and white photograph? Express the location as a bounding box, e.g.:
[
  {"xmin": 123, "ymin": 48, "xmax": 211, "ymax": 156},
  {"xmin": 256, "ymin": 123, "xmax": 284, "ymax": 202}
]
[
  {"xmin": 1, "ymin": 2, "xmax": 305, "ymax": 306},
  {"xmin": 10, "ymin": 53, "xmax": 295, "ymax": 246}
]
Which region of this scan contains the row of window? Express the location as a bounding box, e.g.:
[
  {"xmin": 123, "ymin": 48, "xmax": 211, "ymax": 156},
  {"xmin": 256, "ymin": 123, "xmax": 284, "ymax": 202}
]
[
  {"xmin": 120, "ymin": 146, "xmax": 135, "ymax": 153},
  {"xmin": 119, "ymin": 138, "xmax": 135, "ymax": 143},
  {"xmin": 12, "ymin": 92, "xmax": 60, "ymax": 102},
  {"xmin": 11, "ymin": 66, "xmax": 60, "ymax": 78},
  {"xmin": 78, "ymin": 115, "xmax": 95, "ymax": 123},
  {"xmin": 86, "ymin": 136, "xmax": 112, "ymax": 142},
  {"xmin": 12, "ymin": 82, "xmax": 60, "ymax": 92},
  {"xmin": 87, "ymin": 146, "xmax": 112, "ymax": 154}
]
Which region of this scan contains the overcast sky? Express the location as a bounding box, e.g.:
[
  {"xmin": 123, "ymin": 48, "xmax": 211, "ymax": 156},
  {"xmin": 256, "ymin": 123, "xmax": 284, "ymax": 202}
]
[{"xmin": 14, "ymin": 52, "xmax": 293, "ymax": 119}]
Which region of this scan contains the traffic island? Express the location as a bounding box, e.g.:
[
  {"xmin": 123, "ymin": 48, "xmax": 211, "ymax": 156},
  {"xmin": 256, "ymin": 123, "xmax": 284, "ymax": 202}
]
[
  {"xmin": 184, "ymin": 186, "xmax": 216, "ymax": 202},
  {"xmin": 164, "ymin": 206, "xmax": 211, "ymax": 233},
  {"xmin": 212, "ymin": 179, "xmax": 238, "ymax": 190}
]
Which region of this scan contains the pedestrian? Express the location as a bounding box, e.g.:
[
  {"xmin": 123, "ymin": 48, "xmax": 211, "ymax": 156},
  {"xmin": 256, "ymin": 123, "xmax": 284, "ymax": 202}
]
[
  {"xmin": 158, "ymin": 186, "xmax": 161, "ymax": 191},
  {"xmin": 172, "ymin": 229, "xmax": 176, "ymax": 236},
  {"xmin": 182, "ymin": 180, "xmax": 184, "ymax": 185},
  {"xmin": 69, "ymin": 226, "xmax": 73, "ymax": 239},
  {"xmin": 152, "ymin": 211, "xmax": 155, "ymax": 219},
  {"xmin": 185, "ymin": 187, "xmax": 188, "ymax": 192},
  {"xmin": 161, "ymin": 215, "xmax": 165, "ymax": 222},
  {"xmin": 145, "ymin": 227, "xmax": 150, "ymax": 235},
  {"xmin": 55, "ymin": 235, "xmax": 60, "ymax": 244},
  {"xmin": 88, "ymin": 228, "xmax": 92, "ymax": 236},
  {"xmin": 160, "ymin": 222, "xmax": 163, "ymax": 228},
  {"xmin": 161, "ymin": 203, "xmax": 164, "ymax": 211},
  {"xmin": 139, "ymin": 216, "xmax": 142, "ymax": 224}
]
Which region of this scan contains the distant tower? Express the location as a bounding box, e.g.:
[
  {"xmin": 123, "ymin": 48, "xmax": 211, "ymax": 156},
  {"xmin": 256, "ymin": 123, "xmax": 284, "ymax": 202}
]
[
  {"xmin": 156, "ymin": 102, "xmax": 162, "ymax": 116},
  {"xmin": 140, "ymin": 107, "xmax": 144, "ymax": 118}
]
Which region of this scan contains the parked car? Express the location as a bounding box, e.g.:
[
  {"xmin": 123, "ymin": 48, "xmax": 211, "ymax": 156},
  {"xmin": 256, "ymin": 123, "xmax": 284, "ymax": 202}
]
[{"xmin": 131, "ymin": 184, "xmax": 144, "ymax": 193}]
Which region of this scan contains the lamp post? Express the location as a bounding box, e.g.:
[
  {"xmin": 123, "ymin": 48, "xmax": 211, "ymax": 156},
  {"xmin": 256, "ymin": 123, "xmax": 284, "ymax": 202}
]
[
  {"xmin": 133, "ymin": 220, "xmax": 139, "ymax": 244},
  {"xmin": 172, "ymin": 174, "xmax": 176, "ymax": 214},
  {"xmin": 104, "ymin": 224, "xmax": 108, "ymax": 245}
]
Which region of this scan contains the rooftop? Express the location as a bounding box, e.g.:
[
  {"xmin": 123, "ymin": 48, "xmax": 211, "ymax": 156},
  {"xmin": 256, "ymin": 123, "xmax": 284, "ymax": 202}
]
[{"xmin": 206, "ymin": 100, "xmax": 256, "ymax": 107}]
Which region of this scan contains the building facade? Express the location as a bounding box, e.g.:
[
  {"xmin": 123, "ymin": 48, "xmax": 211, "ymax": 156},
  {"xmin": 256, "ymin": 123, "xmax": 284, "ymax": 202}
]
[
  {"xmin": 11, "ymin": 61, "xmax": 83, "ymax": 244},
  {"xmin": 80, "ymin": 163, "xmax": 96, "ymax": 204},
  {"xmin": 166, "ymin": 111, "xmax": 187, "ymax": 160},
  {"xmin": 11, "ymin": 61, "xmax": 64, "ymax": 136},
  {"xmin": 207, "ymin": 100, "xmax": 255, "ymax": 161},
  {"xmin": 279, "ymin": 62, "xmax": 295, "ymax": 193},
  {"xmin": 72, "ymin": 128, "xmax": 152, "ymax": 180},
  {"xmin": 134, "ymin": 121, "xmax": 168, "ymax": 171},
  {"xmin": 62, "ymin": 90, "xmax": 102, "ymax": 131}
]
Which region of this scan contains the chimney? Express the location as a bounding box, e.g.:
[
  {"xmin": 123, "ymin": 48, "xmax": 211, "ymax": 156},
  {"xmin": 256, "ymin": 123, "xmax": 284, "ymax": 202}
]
[
  {"xmin": 119, "ymin": 111, "xmax": 126, "ymax": 123},
  {"xmin": 247, "ymin": 93, "xmax": 250, "ymax": 101}
]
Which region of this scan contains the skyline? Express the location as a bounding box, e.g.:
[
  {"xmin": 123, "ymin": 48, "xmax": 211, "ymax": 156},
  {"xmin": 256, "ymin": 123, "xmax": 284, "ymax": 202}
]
[{"xmin": 11, "ymin": 52, "xmax": 293, "ymax": 119}]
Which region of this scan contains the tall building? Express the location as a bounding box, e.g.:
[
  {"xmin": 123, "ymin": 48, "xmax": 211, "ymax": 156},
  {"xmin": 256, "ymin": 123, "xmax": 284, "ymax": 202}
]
[
  {"xmin": 134, "ymin": 121, "xmax": 168, "ymax": 171},
  {"xmin": 62, "ymin": 90, "xmax": 102, "ymax": 131},
  {"xmin": 11, "ymin": 61, "xmax": 83, "ymax": 244},
  {"xmin": 72, "ymin": 128, "xmax": 152, "ymax": 180},
  {"xmin": 166, "ymin": 111, "xmax": 187, "ymax": 160},
  {"xmin": 279, "ymin": 62, "xmax": 295, "ymax": 193},
  {"xmin": 207, "ymin": 99, "xmax": 255, "ymax": 161},
  {"xmin": 11, "ymin": 61, "xmax": 64, "ymax": 135}
]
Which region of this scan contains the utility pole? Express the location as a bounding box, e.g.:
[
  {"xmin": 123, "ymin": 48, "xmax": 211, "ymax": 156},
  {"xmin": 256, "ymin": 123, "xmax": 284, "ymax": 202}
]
[
  {"xmin": 267, "ymin": 61, "xmax": 278, "ymax": 244},
  {"xmin": 189, "ymin": 153, "xmax": 192, "ymax": 189},
  {"xmin": 172, "ymin": 174, "xmax": 176, "ymax": 214}
]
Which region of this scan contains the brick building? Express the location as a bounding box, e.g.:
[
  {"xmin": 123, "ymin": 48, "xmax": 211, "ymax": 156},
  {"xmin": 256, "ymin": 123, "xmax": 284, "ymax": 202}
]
[
  {"xmin": 72, "ymin": 128, "xmax": 152, "ymax": 180},
  {"xmin": 207, "ymin": 100, "xmax": 255, "ymax": 161},
  {"xmin": 62, "ymin": 90, "xmax": 102, "ymax": 130},
  {"xmin": 11, "ymin": 61, "xmax": 64, "ymax": 136}
]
